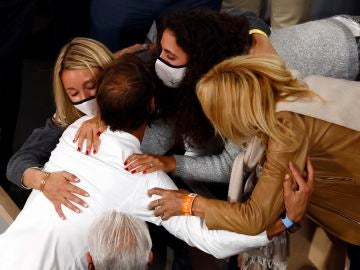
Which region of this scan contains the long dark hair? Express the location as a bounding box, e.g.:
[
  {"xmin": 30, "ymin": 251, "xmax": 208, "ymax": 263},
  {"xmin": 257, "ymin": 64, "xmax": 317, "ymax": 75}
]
[{"xmin": 156, "ymin": 9, "xmax": 252, "ymax": 145}]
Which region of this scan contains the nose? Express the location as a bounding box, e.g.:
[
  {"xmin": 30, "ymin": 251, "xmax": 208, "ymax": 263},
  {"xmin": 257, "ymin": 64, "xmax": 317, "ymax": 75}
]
[
  {"xmin": 78, "ymin": 92, "xmax": 87, "ymax": 101},
  {"xmin": 78, "ymin": 89, "xmax": 94, "ymax": 102}
]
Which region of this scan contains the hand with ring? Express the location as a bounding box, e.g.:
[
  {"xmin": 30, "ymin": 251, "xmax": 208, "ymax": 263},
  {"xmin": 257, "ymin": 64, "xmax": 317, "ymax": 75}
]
[
  {"xmin": 124, "ymin": 154, "xmax": 176, "ymax": 174},
  {"xmin": 148, "ymin": 188, "xmax": 190, "ymax": 220}
]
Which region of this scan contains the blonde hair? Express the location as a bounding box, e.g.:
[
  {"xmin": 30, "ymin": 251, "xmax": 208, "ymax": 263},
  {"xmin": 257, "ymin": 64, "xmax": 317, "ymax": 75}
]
[
  {"xmin": 196, "ymin": 54, "xmax": 316, "ymax": 147},
  {"xmin": 53, "ymin": 37, "xmax": 113, "ymax": 127}
]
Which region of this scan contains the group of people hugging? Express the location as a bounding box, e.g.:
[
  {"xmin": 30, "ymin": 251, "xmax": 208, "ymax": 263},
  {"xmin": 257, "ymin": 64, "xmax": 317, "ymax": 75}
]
[{"xmin": 1, "ymin": 8, "xmax": 360, "ymax": 270}]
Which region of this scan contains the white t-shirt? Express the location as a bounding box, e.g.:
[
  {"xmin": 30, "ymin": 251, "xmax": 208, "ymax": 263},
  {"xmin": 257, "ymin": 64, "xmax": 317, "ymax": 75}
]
[{"xmin": 0, "ymin": 116, "xmax": 269, "ymax": 270}]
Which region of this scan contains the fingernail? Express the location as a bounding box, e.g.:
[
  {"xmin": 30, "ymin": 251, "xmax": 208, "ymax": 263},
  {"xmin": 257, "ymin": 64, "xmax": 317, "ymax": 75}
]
[
  {"xmin": 143, "ymin": 170, "xmax": 147, "ymax": 174},
  {"xmin": 61, "ymin": 216, "xmax": 65, "ymax": 220},
  {"xmin": 85, "ymin": 193, "xmax": 89, "ymax": 197},
  {"xmin": 77, "ymin": 147, "xmax": 81, "ymax": 151},
  {"xmin": 131, "ymin": 170, "xmax": 136, "ymax": 174},
  {"xmin": 83, "ymin": 203, "xmax": 88, "ymax": 208},
  {"xmin": 124, "ymin": 161, "xmax": 128, "ymax": 165},
  {"xmin": 76, "ymin": 209, "xmax": 80, "ymax": 213},
  {"xmin": 125, "ymin": 167, "xmax": 129, "ymax": 171},
  {"xmin": 96, "ymin": 131, "xmax": 101, "ymax": 136},
  {"xmin": 74, "ymin": 177, "xmax": 80, "ymax": 182},
  {"xmin": 73, "ymin": 139, "xmax": 76, "ymax": 143},
  {"xmin": 85, "ymin": 150, "xmax": 89, "ymax": 155},
  {"xmin": 93, "ymin": 149, "xmax": 97, "ymax": 154}
]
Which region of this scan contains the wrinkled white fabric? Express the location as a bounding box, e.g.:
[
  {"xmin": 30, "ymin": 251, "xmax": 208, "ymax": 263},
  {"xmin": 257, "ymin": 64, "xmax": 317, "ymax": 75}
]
[{"xmin": 0, "ymin": 116, "xmax": 269, "ymax": 270}]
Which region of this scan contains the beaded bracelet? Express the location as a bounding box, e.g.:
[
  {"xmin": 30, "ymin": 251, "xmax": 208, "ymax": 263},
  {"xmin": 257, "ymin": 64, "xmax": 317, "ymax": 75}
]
[{"xmin": 181, "ymin": 193, "xmax": 198, "ymax": 216}]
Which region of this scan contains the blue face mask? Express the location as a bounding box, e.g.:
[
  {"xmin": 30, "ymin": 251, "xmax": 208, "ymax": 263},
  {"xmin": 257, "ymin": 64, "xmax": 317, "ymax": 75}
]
[{"xmin": 155, "ymin": 57, "xmax": 187, "ymax": 88}]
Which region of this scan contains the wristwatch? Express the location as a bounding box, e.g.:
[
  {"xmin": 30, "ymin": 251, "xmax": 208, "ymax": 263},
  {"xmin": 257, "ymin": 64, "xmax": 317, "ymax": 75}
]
[{"xmin": 281, "ymin": 212, "xmax": 301, "ymax": 233}]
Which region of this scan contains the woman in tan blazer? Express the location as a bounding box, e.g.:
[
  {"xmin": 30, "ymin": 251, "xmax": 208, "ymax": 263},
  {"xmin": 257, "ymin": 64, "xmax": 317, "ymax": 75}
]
[{"xmin": 149, "ymin": 54, "xmax": 360, "ymax": 245}]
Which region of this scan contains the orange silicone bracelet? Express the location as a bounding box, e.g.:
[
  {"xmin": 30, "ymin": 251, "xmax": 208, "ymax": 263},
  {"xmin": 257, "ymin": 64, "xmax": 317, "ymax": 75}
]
[{"xmin": 181, "ymin": 193, "xmax": 198, "ymax": 215}]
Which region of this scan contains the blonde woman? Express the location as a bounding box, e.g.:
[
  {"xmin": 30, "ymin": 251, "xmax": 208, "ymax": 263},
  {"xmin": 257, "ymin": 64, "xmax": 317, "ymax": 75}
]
[
  {"xmin": 7, "ymin": 38, "xmax": 114, "ymax": 219},
  {"xmin": 150, "ymin": 54, "xmax": 360, "ymax": 246}
]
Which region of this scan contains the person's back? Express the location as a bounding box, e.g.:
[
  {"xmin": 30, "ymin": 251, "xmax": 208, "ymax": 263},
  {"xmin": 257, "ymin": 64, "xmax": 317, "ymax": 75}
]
[
  {"xmin": 0, "ymin": 116, "xmax": 166, "ymax": 269},
  {"xmin": 272, "ymin": 111, "xmax": 360, "ymax": 244}
]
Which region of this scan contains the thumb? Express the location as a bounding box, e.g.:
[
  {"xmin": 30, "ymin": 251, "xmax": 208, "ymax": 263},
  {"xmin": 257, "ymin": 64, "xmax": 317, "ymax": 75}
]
[
  {"xmin": 98, "ymin": 124, "xmax": 107, "ymax": 133},
  {"xmin": 96, "ymin": 116, "xmax": 106, "ymax": 133},
  {"xmin": 147, "ymin": 187, "xmax": 164, "ymax": 197},
  {"xmin": 283, "ymin": 174, "xmax": 292, "ymax": 198}
]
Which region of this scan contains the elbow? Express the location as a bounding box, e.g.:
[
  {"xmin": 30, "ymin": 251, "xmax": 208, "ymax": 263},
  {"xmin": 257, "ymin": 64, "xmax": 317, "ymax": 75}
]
[
  {"xmin": 208, "ymin": 250, "xmax": 230, "ymax": 260},
  {"xmin": 239, "ymin": 202, "xmax": 274, "ymax": 235},
  {"xmin": 243, "ymin": 214, "xmax": 269, "ymax": 235},
  {"xmin": 245, "ymin": 224, "xmax": 266, "ymax": 235},
  {"xmin": 6, "ymin": 157, "xmax": 24, "ymax": 188},
  {"xmin": 213, "ymin": 254, "xmax": 227, "ymax": 260},
  {"xmin": 6, "ymin": 160, "xmax": 14, "ymax": 182},
  {"xmin": 234, "ymin": 213, "xmax": 269, "ymax": 235}
]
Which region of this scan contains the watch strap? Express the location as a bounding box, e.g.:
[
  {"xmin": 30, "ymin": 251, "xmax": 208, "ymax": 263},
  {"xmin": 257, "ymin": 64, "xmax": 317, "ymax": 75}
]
[{"xmin": 281, "ymin": 214, "xmax": 294, "ymax": 229}]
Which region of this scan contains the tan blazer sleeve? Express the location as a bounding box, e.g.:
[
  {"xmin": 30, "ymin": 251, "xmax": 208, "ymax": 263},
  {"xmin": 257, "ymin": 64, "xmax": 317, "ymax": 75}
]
[{"xmin": 204, "ymin": 112, "xmax": 309, "ymax": 235}]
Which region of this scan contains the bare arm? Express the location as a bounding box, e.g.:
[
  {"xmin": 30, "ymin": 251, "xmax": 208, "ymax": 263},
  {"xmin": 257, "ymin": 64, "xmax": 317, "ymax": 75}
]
[{"xmin": 248, "ymin": 33, "xmax": 278, "ymax": 55}]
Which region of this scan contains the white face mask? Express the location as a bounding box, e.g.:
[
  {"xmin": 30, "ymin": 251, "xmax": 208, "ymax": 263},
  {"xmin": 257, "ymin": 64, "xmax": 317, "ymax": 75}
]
[
  {"xmin": 73, "ymin": 96, "xmax": 99, "ymax": 117},
  {"xmin": 155, "ymin": 58, "xmax": 187, "ymax": 88}
]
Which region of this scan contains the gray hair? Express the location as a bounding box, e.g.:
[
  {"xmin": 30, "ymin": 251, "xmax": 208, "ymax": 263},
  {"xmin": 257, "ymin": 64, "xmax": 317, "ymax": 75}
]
[{"xmin": 88, "ymin": 211, "xmax": 152, "ymax": 270}]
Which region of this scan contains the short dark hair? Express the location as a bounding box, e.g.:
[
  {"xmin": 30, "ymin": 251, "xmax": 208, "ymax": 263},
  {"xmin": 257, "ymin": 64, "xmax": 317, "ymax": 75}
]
[{"xmin": 97, "ymin": 54, "xmax": 154, "ymax": 132}]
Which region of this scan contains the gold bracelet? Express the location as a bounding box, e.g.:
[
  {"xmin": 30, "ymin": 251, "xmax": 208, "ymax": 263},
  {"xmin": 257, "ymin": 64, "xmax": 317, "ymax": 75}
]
[
  {"xmin": 249, "ymin": 29, "xmax": 268, "ymax": 37},
  {"xmin": 39, "ymin": 171, "xmax": 51, "ymax": 192}
]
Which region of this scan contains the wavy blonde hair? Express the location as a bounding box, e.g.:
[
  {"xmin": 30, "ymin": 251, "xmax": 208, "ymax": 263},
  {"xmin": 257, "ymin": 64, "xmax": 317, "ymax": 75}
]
[
  {"xmin": 53, "ymin": 37, "xmax": 113, "ymax": 127},
  {"xmin": 196, "ymin": 54, "xmax": 317, "ymax": 147}
]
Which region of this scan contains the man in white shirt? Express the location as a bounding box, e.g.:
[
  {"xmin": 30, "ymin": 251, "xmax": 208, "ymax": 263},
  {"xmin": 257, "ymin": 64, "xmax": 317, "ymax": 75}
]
[{"xmin": 0, "ymin": 55, "xmax": 308, "ymax": 269}]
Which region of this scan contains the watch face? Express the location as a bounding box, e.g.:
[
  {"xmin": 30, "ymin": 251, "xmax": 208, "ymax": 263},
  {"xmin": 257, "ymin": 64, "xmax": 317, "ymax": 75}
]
[{"xmin": 287, "ymin": 223, "xmax": 302, "ymax": 233}]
